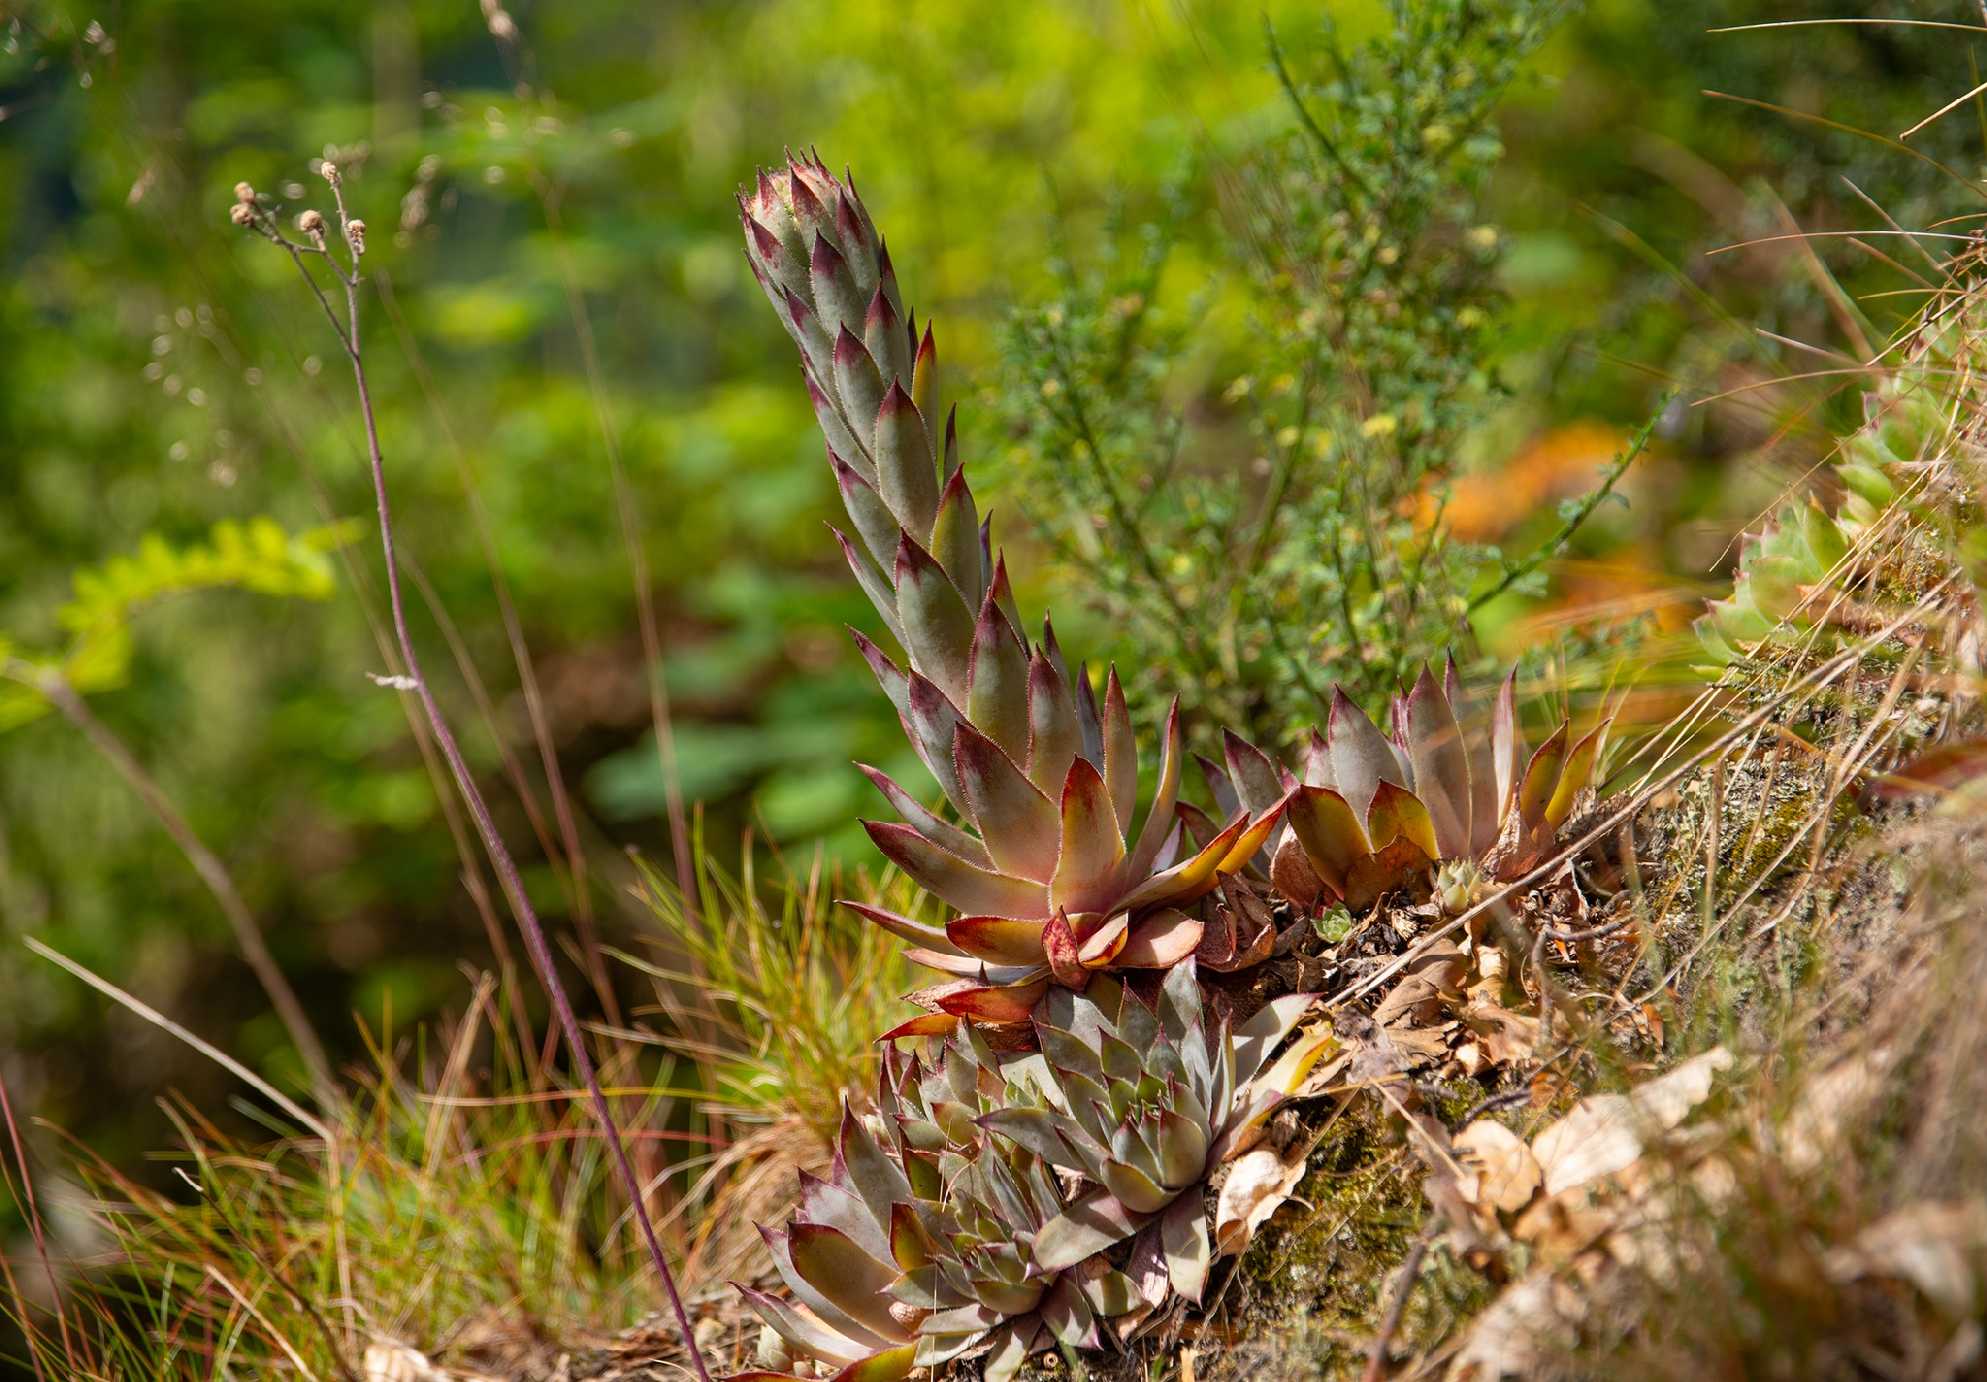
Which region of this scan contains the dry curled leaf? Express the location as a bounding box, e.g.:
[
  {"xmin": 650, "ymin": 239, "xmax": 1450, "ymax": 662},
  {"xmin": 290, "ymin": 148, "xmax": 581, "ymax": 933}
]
[
  {"xmin": 1531, "ymin": 1048, "xmax": 1732, "ymax": 1196},
  {"xmin": 1455, "ymin": 1119, "xmax": 1542, "ymax": 1216},
  {"xmin": 364, "ymin": 1343, "xmax": 451, "ymax": 1382},
  {"xmin": 1214, "ymin": 1142, "xmax": 1309, "ymax": 1253},
  {"xmin": 1824, "ymin": 1199, "xmax": 1987, "ymax": 1319}
]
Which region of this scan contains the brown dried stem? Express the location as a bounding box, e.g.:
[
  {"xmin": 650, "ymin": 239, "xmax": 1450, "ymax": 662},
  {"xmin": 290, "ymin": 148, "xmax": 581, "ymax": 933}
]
[{"xmin": 239, "ymin": 180, "xmax": 713, "ymax": 1382}]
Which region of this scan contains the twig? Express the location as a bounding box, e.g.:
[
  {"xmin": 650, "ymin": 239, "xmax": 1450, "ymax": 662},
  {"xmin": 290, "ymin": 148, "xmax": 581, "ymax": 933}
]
[
  {"xmin": 1360, "ymin": 1231, "xmax": 1433, "ymax": 1382},
  {"xmin": 4, "ymin": 661, "xmax": 337, "ymax": 1108},
  {"xmin": 238, "ymin": 175, "xmax": 714, "ymax": 1382},
  {"xmin": 1264, "ymin": 16, "xmax": 1376, "ymax": 205},
  {"xmin": 1468, "ymin": 392, "xmax": 1671, "ymax": 612}
]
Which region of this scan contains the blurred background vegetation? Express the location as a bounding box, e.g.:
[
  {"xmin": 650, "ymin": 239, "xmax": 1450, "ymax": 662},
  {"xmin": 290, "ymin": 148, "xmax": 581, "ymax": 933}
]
[{"xmin": 0, "ymin": 0, "xmax": 1972, "ymax": 1244}]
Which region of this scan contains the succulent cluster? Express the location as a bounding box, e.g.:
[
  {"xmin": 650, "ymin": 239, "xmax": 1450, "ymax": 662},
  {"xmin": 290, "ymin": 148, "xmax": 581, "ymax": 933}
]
[
  {"xmin": 738, "ymin": 964, "xmax": 1327, "ymax": 1382},
  {"xmin": 740, "ymin": 155, "xmax": 1283, "ymax": 1031},
  {"xmin": 1700, "ymin": 324, "xmax": 1971, "ymax": 663},
  {"xmin": 1210, "ymin": 660, "xmax": 1604, "ymax": 913},
  {"xmin": 737, "ymin": 1030, "xmax": 1140, "ymax": 1382},
  {"xmin": 733, "ymin": 153, "xmax": 1618, "ymax": 1382},
  {"xmin": 989, "ymin": 963, "xmax": 1329, "ymax": 1301}
]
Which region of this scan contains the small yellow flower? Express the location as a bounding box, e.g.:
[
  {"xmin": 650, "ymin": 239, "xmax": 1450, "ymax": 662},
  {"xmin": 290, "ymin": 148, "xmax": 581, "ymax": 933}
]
[
  {"xmin": 1421, "ymin": 122, "xmax": 1453, "ymax": 150},
  {"xmin": 1275, "ymin": 425, "xmax": 1300, "ymax": 448},
  {"xmin": 1467, "ymin": 225, "xmax": 1500, "ymax": 252},
  {"xmin": 1040, "ymin": 377, "xmax": 1062, "ymax": 399},
  {"xmin": 1361, "ymin": 414, "xmax": 1399, "ymax": 440},
  {"xmin": 1376, "ymin": 245, "xmax": 1400, "ymax": 267}
]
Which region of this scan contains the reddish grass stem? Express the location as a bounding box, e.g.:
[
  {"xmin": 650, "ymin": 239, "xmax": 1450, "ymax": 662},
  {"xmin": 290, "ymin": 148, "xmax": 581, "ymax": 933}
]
[{"xmin": 245, "ymin": 179, "xmax": 713, "ymax": 1382}]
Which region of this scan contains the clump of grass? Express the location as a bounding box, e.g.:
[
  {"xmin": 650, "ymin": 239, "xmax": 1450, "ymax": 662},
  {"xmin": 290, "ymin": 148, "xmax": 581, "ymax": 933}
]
[
  {"xmin": 2, "ymin": 966, "xmax": 815, "ymax": 1379},
  {"xmin": 620, "ymin": 840, "xmax": 919, "ymax": 1142}
]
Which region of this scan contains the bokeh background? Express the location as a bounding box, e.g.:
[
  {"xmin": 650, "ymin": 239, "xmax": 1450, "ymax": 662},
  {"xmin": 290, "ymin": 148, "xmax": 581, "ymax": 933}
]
[{"xmin": 0, "ymin": 0, "xmax": 1970, "ymax": 1220}]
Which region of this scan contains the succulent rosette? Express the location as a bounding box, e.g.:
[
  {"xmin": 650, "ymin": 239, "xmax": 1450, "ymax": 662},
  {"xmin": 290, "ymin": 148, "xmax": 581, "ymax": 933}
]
[
  {"xmin": 1207, "ymin": 659, "xmax": 1605, "ymax": 912},
  {"xmin": 740, "ymin": 154, "xmax": 1284, "ymax": 1028},
  {"xmin": 981, "ymin": 963, "xmax": 1332, "ymax": 1303},
  {"xmin": 1699, "ymin": 365, "xmax": 1956, "ymax": 664},
  {"xmin": 736, "ymin": 1028, "xmax": 1142, "ymax": 1382}
]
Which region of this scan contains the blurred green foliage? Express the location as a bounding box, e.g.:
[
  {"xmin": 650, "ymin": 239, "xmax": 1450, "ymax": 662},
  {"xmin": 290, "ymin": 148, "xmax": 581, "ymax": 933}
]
[{"xmin": 0, "ymin": 0, "xmax": 1977, "ymax": 1212}]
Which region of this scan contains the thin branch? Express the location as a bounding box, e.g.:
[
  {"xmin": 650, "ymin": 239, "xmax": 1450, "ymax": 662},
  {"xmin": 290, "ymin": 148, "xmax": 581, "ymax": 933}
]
[
  {"xmin": 1468, "ymin": 392, "xmax": 1671, "ymax": 612},
  {"xmin": 1264, "ymin": 15, "xmax": 1376, "ymax": 205}
]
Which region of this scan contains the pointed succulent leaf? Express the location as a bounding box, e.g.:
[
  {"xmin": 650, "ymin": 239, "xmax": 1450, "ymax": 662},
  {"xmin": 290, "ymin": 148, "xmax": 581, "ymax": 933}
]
[
  {"xmin": 1025, "ymin": 649, "xmax": 1082, "ymax": 797},
  {"xmin": 1101, "ymin": 669, "xmax": 1138, "ymax": 832},
  {"xmin": 930, "ymin": 469, "xmax": 984, "ymax": 611},
  {"xmin": 875, "ymin": 382, "xmax": 940, "ymax": 542},
  {"xmin": 1448, "ymin": 657, "xmax": 1503, "ymax": 858},
  {"xmin": 1544, "ymin": 720, "xmax": 1608, "ymax": 830},
  {"xmin": 911, "ymin": 325, "xmax": 941, "ymax": 444},
  {"xmin": 1155, "ymin": 1108, "xmax": 1210, "ymax": 1189},
  {"xmin": 1051, "ymin": 757, "xmax": 1127, "ymax": 915},
  {"xmin": 893, "ymin": 534, "xmax": 974, "ymax": 707},
  {"xmin": 806, "ymin": 370, "xmax": 867, "ymax": 473},
  {"xmin": 1405, "ymin": 664, "xmax": 1472, "ymax": 858},
  {"xmin": 1159, "ymin": 1192, "xmax": 1212, "ymax": 1304},
  {"xmin": 862, "ymin": 286, "xmax": 911, "ymax": 387},
  {"xmin": 1033, "ymin": 1185, "xmax": 1146, "ymax": 1271},
  {"xmin": 840, "ymin": 901, "xmax": 963, "ymax": 957},
  {"xmin": 966, "ymin": 591, "xmax": 1032, "ymax": 764},
  {"xmin": 854, "ymin": 764, "xmax": 988, "ymax": 869},
  {"xmin": 864, "ymin": 822, "xmax": 1047, "ymax": 917},
  {"xmin": 1492, "ymin": 667, "xmax": 1524, "ymax": 834},
  {"xmin": 934, "ymin": 978, "xmax": 1050, "ymax": 1025},
  {"xmin": 945, "ymin": 915, "xmax": 1048, "ymax": 966},
  {"xmin": 738, "ymin": 1284, "xmax": 878, "ymax": 1368},
  {"xmin": 832, "ymin": 328, "xmax": 885, "ymax": 450},
  {"xmin": 1222, "ymin": 731, "xmax": 1286, "ymax": 817},
  {"xmin": 1330, "ymin": 686, "xmax": 1408, "ymax": 833},
  {"xmin": 1116, "ymin": 813, "xmax": 1251, "ymax": 913},
  {"xmin": 833, "ymin": 529, "xmax": 906, "ymax": 647},
  {"xmin": 764, "ymin": 1224, "xmax": 898, "ymax": 1349},
  {"xmin": 1515, "ymin": 723, "xmax": 1569, "ymax": 834},
  {"xmin": 830, "ymin": 449, "xmax": 902, "ymax": 570},
  {"xmin": 1285, "ymin": 785, "xmax": 1368, "ymax": 893},
  {"xmin": 1042, "ymin": 909, "xmax": 1088, "ymax": 988},
  {"xmin": 1127, "ymin": 699, "xmax": 1184, "ymax": 878},
  {"xmin": 953, "ymin": 723, "xmax": 1061, "ymax": 883},
  {"xmin": 1116, "ymin": 910, "xmax": 1205, "ymax": 968},
  {"xmin": 1364, "ymin": 780, "xmax": 1439, "ymax": 860}
]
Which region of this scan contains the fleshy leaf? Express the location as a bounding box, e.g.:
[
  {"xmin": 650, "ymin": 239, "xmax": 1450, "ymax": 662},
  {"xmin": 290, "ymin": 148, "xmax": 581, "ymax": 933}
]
[
  {"xmin": 1051, "ymin": 757, "xmax": 1127, "ymax": 915},
  {"xmin": 1365, "ymin": 780, "xmax": 1439, "ymax": 860},
  {"xmin": 1033, "ymin": 1185, "xmax": 1146, "ymax": 1271},
  {"xmin": 864, "ymin": 821, "xmax": 1047, "ymax": 917},
  {"xmin": 1285, "ymin": 785, "xmax": 1369, "ymax": 893},
  {"xmin": 1405, "ymin": 664, "xmax": 1471, "ymax": 858},
  {"xmin": 953, "ymin": 722, "xmax": 1061, "ymax": 883},
  {"xmin": 894, "ymin": 533, "xmax": 974, "ymax": 707}
]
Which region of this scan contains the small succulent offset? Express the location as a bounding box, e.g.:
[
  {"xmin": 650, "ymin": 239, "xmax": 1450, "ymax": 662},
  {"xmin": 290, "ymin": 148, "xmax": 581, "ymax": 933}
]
[
  {"xmin": 1699, "ymin": 318, "xmax": 1972, "ymax": 664},
  {"xmin": 736, "ymin": 1028, "xmax": 1143, "ymax": 1382},
  {"xmin": 1213, "ymin": 660, "xmax": 1605, "ymax": 913},
  {"xmin": 985, "ymin": 963, "xmax": 1331, "ymax": 1304},
  {"xmin": 739, "ymin": 154, "xmax": 1283, "ymax": 1029}
]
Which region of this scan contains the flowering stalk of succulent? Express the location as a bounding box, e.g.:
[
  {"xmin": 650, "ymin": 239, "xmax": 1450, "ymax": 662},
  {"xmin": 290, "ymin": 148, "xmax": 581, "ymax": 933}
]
[
  {"xmin": 739, "ymin": 153, "xmax": 1284, "ymax": 1028},
  {"xmin": 979, "ymin": 962, "xmax": 1331, "ymax": 1304},
  {"xmin": 735, "ymin": 1028, "xmax": 1142, "ymax": 1382},
  {"xmin": 1209, "ymin": 658, "xmax": 1606, "ymax": 913}
]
